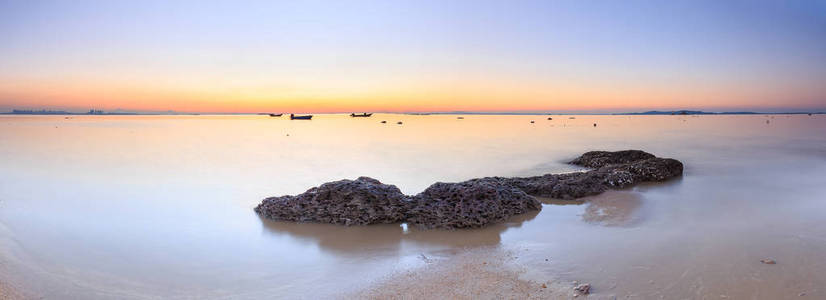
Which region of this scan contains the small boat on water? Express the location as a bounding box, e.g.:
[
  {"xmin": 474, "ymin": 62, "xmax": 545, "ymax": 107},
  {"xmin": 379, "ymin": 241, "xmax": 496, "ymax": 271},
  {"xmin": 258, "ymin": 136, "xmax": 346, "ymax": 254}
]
[
  {"xmin": 269, "ymin": 113, "xmax": 282, "ymax": 117},
  {"xmin": 290, "ymin": 114, "xmax": 312, "ymax": 120},
  {"xmin": 457, "ymin": 116, "xmax": 464, "ymax": 119},
  {"xmin": 350, "ymin": 113, "xmax": 373, "ymax": 117}
]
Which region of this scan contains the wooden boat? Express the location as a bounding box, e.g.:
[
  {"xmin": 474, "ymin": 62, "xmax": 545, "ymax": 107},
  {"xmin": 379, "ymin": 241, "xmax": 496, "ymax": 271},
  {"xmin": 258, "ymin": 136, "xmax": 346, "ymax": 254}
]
[
  {"xmin": 269, "ymin": 113, "xmax": 282, "ymax": 117},
  {"xmin": 350, "ymin": 113, "xmax": 373, "ymax": 117},
  {"xmin": 290, "ymin": 114, "xmax": 312, "ymax": 120}
]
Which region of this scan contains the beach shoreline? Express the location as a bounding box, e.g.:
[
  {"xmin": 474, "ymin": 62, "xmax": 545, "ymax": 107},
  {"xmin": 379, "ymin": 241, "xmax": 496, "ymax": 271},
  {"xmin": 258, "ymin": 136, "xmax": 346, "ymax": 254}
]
[{"xmin": 351, "ymin": 246, "xmax": 577, "ymax": 299}]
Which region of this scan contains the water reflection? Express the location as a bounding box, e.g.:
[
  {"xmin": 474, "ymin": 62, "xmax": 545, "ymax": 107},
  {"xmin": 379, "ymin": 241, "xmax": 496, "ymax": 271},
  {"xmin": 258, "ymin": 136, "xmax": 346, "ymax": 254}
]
[
  {"xmin": 258, "ymin": 210, "xmax": 539, "ymax": 255},
  {"xmin": 3, "ymin": 114, "xmax": 826, "ymax": 299},
  {"xmin": 580, "ymin": 191, "xmax": 643, "ymax": 227},
  {"xmin": 537, "ymin": 197, "xmax": 585, "ymax": 205}
]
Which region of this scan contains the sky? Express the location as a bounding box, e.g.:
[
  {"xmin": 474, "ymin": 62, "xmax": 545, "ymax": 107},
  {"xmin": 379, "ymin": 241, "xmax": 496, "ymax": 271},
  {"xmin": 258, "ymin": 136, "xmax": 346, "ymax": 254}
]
[{"xmin": 1, "ymin": 0, "xmax": 825, "ymax": 113}]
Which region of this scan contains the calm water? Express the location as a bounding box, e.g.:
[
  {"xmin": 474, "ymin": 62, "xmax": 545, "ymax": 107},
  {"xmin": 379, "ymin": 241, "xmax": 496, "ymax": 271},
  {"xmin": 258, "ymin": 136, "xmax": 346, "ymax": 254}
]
[{"xmin": 1, "ymin": 114, "xmax": 825, "ymax": 299}]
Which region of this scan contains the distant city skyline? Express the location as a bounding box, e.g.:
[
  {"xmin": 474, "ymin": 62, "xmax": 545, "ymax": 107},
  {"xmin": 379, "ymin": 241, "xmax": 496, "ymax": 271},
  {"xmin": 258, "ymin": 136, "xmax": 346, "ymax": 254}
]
[{"xmin": 2, "ymin": 0, "xmax": 825, "ymax": 113}]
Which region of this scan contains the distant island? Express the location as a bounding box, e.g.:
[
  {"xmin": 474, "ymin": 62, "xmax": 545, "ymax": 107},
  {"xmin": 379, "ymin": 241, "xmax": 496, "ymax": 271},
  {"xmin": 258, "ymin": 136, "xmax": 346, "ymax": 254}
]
[
  {"xmin": 401, "ymin": 110, "xmax": 822, "ymax": 115},
  {"xmin": 615, "ymin": 110, "xmax": 822, "ymax": 115},
  {"xmin": 3, "ymin": 109, "xmax": 138, "ymax": 115}
]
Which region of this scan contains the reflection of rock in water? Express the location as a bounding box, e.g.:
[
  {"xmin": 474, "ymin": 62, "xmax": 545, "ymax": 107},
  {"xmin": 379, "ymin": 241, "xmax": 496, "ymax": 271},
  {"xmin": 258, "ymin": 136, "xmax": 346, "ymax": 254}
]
[
  {"xmin": 535, "ymin": 197, "xmax": 585, "ymax": 206},
  {"xmin": 259, "ymin": 215, "xmax": 404, "ymax": 255},
  {"xmin": 258, "ymin": 210, "xmax": 538, "ymax": 255},
  {"xmin": 256, "ymin": 150, "xmax": 682, "ymax": 229},
  {"xmin": 580, "ymin": 191, "xmax": 643, "ymax": 227}
]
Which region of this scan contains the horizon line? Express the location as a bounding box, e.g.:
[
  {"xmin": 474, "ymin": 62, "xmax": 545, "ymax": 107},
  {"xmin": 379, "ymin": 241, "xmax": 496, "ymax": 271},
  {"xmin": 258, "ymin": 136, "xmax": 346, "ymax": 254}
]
[{"xmin": 3, "ymin": 108, "xmax": 825, "ymax": 116}]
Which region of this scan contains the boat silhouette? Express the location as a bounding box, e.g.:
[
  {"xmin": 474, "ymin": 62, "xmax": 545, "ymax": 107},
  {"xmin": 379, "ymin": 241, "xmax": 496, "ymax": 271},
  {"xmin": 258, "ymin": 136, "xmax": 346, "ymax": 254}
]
[{"xmin": 290, "ymin": 114, "xmax": 313, "ymax": 120}]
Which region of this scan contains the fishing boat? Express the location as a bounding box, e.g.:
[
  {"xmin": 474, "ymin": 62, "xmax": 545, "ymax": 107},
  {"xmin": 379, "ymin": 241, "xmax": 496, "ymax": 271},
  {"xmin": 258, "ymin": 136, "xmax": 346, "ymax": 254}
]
[
  {"xmin": 350, "ymin": 113, "xmax": 373, "ymax": 117},
  {"xmin": 269, "ymin": 113, "xmax": 282, "ymax": 117},
  {"xmin": 290, "ymin": 114, "xmax": 312, "ymax": 120}
]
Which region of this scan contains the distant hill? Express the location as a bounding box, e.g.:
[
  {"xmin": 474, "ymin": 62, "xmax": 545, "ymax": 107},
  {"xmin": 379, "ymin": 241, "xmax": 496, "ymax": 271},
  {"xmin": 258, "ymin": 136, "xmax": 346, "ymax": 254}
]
[
  {"xmin": 618, "ymin": 110, "xmax": 758, "ymax": 115},
  {"xmin": 3, "ymin": 109, "xmax": 152, "ymax": 115},
  {"xmin": 614, "ymin": 110, "xmax": 822, "ymax": 115}
]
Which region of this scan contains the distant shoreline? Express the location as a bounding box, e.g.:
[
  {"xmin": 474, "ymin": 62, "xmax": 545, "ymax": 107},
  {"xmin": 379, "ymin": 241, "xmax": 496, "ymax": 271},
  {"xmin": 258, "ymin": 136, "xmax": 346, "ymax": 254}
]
[{"xmin": 1, "ymin": 110, "xmax": 823, "ymax": 116}]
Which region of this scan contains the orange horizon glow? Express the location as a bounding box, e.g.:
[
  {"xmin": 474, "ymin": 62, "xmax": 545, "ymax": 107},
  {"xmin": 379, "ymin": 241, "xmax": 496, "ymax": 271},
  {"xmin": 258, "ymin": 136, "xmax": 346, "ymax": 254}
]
[
  {"xmin": 2, "ymin": 74, "xmax": 824, "ymax": 113},
  {"xmin": 1, "ymin": 1, "xmax": 824, "ymax": 113}
]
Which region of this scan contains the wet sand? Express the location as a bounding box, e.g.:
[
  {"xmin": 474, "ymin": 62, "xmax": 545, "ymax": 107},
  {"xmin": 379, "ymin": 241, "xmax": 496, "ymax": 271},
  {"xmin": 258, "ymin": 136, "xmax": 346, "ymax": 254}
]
[
  {"xmin": 352, "ymin": 247, "xmax": 574, "ymax": 300},
  {"xmin": 355, "ymin": 188, "xmax": 824, "ymax": 299},
  {"xmin": 352, "ymin": 191, "xmax": 645, "ymax": 299},
  {"xmin": 0, "ymin": 283, "xmax": 23, "ymax": 300},
  {"xmin": 0, "ymin": 259, "xmax": 23, "ymax": 300}
]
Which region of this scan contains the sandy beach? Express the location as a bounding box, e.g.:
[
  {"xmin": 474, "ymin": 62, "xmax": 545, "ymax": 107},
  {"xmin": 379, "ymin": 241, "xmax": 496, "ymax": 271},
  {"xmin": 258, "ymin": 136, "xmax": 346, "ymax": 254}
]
[
  {"xmin": 0, "ymin": 283, "xmax": 19, "ymax": 300},
  {"xmin": 354, "ymin": 247, "xmax": 575, "ymax": 299}
]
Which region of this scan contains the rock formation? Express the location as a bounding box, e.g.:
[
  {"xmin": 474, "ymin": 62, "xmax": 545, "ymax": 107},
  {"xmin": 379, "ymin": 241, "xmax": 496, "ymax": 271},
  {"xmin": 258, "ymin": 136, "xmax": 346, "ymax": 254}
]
[
  {"xmin": 406, "ymin": 178, "xmax": 542, "ymax": 229},
  {"xmin": 255, "ymin": 150, "xmax": 683, "ymax": 229},
  {"xmin": 255, "ymin": 177, "xmax": 410, "ymax": 226}
]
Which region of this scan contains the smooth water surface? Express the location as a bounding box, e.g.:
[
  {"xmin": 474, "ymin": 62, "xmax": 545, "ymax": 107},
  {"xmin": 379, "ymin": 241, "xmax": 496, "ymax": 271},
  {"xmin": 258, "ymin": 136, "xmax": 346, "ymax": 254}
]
[{"xmin": 1, "ymin": 114, "xmax": 825, "ymax": 299}]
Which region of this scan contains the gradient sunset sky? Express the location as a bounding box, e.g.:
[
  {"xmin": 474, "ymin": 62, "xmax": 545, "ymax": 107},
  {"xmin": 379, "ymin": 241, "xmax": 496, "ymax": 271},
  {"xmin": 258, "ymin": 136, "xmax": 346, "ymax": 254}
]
[{"xmin": 1, "ymin": 0, "xmax": 825, "ymax": 113}]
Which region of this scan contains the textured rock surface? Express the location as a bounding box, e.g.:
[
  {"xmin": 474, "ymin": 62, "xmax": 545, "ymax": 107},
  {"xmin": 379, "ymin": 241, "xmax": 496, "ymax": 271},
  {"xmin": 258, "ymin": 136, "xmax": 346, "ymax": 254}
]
[
  {"xmin": 255, "ymin": 150, "xmax": 683, "ymax": 229},
  {"xmin": 407, "ymin": 178, "xmax": 542, "ymax": 229},
  {"xmin": 505, "ymin": 153, "xmax": 684, "ymax": 199},
  {"xmin": 254, "ymin": 177, "xmax": 410, "ymax": 226},
  {"xmin": 569, "ymin": 150, "xmax": 656, "ymax": 168}
]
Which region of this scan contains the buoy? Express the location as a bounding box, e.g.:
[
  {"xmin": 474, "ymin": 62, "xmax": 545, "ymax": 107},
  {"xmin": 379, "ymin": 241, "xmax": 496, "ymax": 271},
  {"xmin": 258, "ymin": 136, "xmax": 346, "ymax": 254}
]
[
  {"xmin": 593, "ymin": 123, "xmax": 597, "ymax": 127},
  {"xmin": 547, "ymin": 117, "xmax": 552, "ymax": 120}
]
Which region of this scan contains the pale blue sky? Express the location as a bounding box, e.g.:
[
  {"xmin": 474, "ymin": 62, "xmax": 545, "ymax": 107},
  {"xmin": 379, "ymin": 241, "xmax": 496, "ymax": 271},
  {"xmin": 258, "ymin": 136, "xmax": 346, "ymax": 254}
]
[{"xmin": 1, "ymin": 0, "xmax": 825, "ymax": 112}]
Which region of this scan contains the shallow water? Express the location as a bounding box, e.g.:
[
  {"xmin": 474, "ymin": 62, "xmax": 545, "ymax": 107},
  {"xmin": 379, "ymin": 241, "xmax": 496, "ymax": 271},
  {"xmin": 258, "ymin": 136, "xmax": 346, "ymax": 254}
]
[{"xmin": 1, "ymin": 114, "xmax": 825, "ymax": 299}]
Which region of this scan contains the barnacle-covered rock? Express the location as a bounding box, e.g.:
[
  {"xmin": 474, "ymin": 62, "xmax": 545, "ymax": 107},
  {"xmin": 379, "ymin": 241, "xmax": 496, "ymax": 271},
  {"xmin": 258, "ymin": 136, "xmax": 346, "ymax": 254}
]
[
  {"xmin": 254, "ymin": 177, "xmax": 410, "ymax": 226},
  {"xmin": 569, "ymin": 150, "xmax": 655, "ymax": 168},
  {"xmin": 255, "ymin": 150, "xmax": 683, "ymax": 229},
  {"xmin": 406, "ymin": 178, "xmax": 542, "ymax": 229}
]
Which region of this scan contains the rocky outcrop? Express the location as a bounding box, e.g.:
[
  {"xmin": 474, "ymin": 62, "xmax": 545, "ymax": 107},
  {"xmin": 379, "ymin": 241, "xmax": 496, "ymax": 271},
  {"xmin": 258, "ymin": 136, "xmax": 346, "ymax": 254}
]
[
  {"xmin": 255, "ymin": 150, "xmax": 683, "ymax": 229},
  {"xmin": 569, "ymin": 150, "xmax": 655, "ymax": 168},
  {"xmin": 254, "ymin": 177, "xmax": 410, "ymax": 226},
  {"xmin": 407, "ymin": 178, "xmax": 542, "ymax": 229},
  {"xmin": 498, "ymin": 155, "xmax": 683, "ymax": 200}
]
